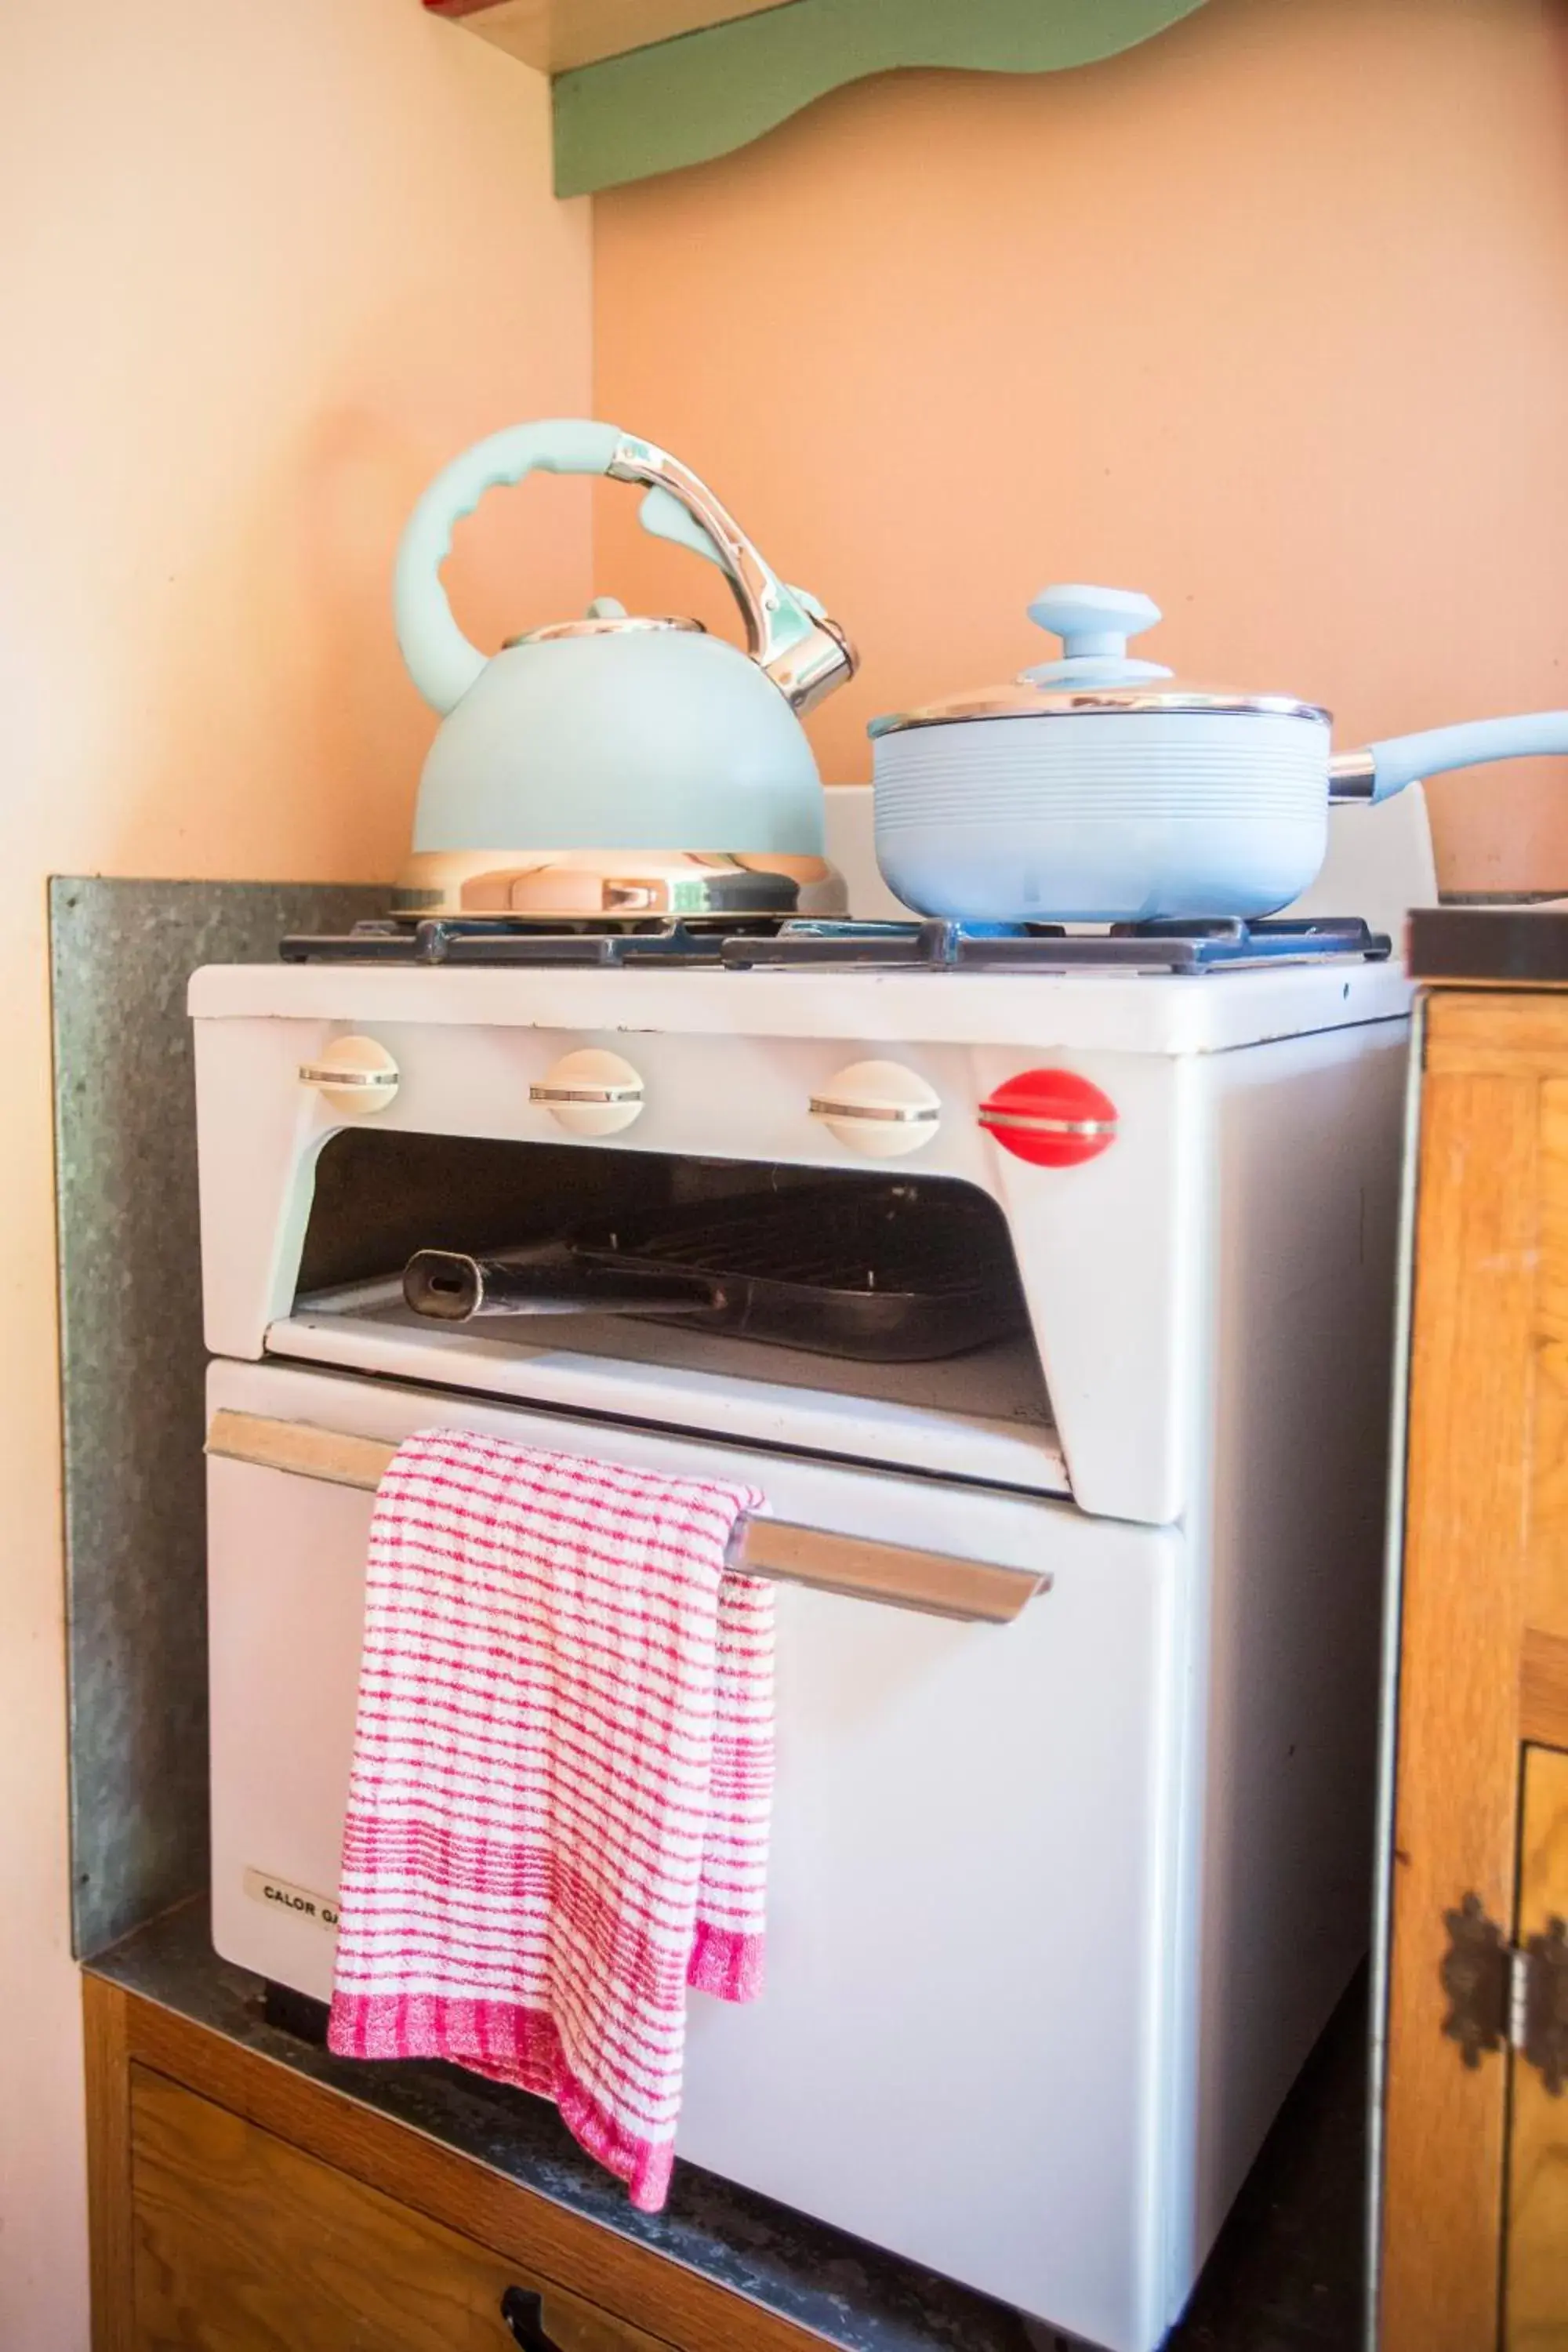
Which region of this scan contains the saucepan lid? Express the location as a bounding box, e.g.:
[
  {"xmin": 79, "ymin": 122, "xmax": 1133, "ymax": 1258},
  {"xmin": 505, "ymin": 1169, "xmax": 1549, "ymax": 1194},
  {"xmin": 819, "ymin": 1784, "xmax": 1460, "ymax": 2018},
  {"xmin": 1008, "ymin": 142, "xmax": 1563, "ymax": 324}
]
[{"xmin": 868, "ymin": 584, "xmax": 1330, "ymax": 736}]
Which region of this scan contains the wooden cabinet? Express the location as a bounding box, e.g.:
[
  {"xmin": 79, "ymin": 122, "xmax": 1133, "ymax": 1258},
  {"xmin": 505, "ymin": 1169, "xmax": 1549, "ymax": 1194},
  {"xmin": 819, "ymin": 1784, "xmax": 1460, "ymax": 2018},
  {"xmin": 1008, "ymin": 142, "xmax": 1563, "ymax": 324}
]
[
  {"xmin": 85, "ymin": 1978, "xmax": 822, "ymax": 2352},
  {"xmin": 1381, "ymin": 990, "xmax": 1568, "ymax": 2350}
]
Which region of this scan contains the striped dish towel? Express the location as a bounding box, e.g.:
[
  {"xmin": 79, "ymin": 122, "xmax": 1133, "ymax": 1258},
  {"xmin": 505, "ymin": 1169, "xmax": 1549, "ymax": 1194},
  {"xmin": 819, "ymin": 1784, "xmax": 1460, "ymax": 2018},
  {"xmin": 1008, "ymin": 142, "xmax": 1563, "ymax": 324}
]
[{"xmin": 326, "ymin": 1428, "xmax": 773, "ymax": 2212}]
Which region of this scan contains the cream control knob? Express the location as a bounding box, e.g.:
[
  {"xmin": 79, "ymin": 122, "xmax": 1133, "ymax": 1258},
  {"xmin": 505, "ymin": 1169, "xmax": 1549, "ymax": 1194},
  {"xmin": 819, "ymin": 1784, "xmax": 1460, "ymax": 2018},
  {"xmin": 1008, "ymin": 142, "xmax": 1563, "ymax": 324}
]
[
  {"xmin": 298, "ymin": 1034, "xmax": 400, "ymax": 1115},
  {"xmin": 810, "ymin": 1059, "xmax": 941, "ymax": 1157},
  {"xmin": 531, "ymin": 1047, "xmax": 645, "ymax": 1136}
]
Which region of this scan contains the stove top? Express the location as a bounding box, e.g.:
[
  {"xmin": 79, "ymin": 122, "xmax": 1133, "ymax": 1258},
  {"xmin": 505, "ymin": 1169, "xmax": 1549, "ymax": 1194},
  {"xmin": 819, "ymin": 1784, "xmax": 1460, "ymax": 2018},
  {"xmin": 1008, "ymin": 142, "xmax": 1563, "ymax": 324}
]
[{"xmin": 280, "ymin": 914, "xmax": 1392, "ymax": 976}]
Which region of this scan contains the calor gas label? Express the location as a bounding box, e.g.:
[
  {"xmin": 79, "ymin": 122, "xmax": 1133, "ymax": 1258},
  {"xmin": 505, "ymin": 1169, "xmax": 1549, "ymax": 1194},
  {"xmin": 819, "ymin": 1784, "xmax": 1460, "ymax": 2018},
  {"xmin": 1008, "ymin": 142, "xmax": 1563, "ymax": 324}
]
[{"xmin": 244, "ymin": 1867, "xmax": 339, "ymax": 1933}]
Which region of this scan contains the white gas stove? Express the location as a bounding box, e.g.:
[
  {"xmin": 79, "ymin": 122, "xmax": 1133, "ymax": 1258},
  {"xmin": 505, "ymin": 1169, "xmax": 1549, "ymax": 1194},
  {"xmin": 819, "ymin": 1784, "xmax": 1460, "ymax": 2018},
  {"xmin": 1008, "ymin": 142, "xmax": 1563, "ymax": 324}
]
[{"xmin": 191, "ymin": 813, "xmax": 1414, "ymax": 2352}]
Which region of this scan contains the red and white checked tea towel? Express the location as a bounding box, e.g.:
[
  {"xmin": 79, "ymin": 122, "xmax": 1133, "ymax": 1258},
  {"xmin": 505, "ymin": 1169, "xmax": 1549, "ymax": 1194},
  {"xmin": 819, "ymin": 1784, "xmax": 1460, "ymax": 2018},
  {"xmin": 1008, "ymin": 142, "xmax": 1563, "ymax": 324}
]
[{"xmin": 326, "ymin": 1428, "xmax": 774, "ymax": 2212}]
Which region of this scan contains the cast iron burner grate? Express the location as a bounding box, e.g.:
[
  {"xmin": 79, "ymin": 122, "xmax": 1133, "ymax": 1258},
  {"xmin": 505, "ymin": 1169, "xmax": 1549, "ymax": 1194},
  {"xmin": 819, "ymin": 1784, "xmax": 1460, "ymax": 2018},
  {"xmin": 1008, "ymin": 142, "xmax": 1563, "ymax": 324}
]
[
  {"xmin": 279, "ymin": 916, "xmax": 750, "ymax": 967},
  {"xmin": 279, "ymin": 914, "xmax": 1391, "ymax": 974},
  {"xmin": 721, "ymin": 916, "xmax": 1392, "ymax": 973}
]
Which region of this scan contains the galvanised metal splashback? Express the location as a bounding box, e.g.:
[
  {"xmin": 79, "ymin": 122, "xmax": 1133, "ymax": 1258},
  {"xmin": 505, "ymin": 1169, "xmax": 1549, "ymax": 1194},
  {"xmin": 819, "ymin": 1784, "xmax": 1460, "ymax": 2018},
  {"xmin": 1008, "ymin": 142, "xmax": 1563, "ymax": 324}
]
[{"xmin": 51, "ymin": 877, "xmax": 383, "ymax": 1958}]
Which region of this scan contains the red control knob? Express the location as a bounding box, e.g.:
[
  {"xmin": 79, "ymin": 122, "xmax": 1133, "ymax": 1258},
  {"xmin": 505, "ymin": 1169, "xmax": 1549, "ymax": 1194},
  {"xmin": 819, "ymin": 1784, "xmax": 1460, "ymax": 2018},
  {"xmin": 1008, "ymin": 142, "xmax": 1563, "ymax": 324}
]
[{"xmin": 978, "ymin": 1069, "xmax": 1119, "ymax": 1167}]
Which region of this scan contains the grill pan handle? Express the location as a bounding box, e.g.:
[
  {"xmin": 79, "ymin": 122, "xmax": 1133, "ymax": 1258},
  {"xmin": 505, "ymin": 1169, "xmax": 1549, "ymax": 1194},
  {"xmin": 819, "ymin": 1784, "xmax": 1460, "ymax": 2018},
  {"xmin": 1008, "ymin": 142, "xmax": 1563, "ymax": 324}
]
[
  {"xmin": 205, "ymin": 1410, "xmax": 1048, "ymax": 1624},
  {"xmin": 404, "ymin": 1247, "xmax": 724, "ymax": 1325}
]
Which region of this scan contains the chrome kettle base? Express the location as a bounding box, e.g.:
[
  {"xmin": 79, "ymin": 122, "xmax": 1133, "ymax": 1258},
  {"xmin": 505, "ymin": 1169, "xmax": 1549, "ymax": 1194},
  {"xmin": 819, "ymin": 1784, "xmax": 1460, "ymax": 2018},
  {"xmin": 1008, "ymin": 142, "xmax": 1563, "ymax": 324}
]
[{"xmin": 393, "ymin": 848, "xmax": 847, "ymax": 924}]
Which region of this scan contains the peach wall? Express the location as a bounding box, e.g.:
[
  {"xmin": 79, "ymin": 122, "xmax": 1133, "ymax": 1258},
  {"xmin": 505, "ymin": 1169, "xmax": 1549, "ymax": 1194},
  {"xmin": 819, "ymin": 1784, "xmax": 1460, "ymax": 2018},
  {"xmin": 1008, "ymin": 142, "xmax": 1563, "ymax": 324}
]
[
  {"xmin": 0, "ymin": 4, "xmax": 588, "ymax": 2339},
  {"xmin": 593, "ymin": 0, "xmax": 1568, "ymax": 894}
]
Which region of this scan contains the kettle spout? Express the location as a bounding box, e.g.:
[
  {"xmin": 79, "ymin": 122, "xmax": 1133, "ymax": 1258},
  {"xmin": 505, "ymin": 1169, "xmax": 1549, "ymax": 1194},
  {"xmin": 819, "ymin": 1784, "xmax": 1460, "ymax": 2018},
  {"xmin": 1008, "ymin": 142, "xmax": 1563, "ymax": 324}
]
[{"xmin": 608, "ymin": 434, "xmax": 858, "ymax": 717}]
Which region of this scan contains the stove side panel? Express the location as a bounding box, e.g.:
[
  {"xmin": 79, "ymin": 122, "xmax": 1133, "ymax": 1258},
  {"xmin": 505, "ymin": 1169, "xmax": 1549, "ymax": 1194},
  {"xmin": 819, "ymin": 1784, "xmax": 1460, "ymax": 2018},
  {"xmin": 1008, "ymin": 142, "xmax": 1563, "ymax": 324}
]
[{"xmin": 1164, "ymin": 1013, "xmax": 1410, "ymax": 2318}]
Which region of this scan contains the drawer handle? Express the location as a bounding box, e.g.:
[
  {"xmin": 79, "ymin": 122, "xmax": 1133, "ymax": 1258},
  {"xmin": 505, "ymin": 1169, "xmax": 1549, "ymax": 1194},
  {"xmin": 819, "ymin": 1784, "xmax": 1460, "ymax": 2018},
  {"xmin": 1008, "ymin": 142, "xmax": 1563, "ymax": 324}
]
[
  {"xmin": 205, "ymin": 1407, "xmax": 1048, "ymax": 1623},
  {"xmin": 500, "ymin": 2288, "xmax": 563, "ymax": 2350}
]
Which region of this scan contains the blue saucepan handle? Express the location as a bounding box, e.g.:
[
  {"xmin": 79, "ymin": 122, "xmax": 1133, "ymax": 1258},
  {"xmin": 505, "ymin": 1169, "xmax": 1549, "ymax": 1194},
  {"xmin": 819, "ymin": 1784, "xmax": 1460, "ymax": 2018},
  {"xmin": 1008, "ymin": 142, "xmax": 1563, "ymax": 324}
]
[{"xmin": 1359, "ymin": 713, "xmax": 1568, "ymax": 804}]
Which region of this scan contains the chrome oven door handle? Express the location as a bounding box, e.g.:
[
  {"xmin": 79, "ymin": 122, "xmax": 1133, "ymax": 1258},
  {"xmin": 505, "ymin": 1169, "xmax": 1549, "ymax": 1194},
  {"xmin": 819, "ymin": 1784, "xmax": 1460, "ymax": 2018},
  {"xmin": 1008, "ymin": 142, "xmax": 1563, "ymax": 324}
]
[{"xmin": 205, "ymin": 1410, "xmax": 1049, "ymax": 1624}]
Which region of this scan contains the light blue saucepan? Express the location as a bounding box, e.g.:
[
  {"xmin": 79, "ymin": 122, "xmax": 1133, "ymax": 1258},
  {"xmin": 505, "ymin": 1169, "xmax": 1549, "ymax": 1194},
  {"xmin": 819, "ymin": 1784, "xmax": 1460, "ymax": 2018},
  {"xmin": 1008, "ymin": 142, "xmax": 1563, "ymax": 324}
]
[{"xmin": 870, "ymin": 585, "xmax": 1568, "ymax": 924}]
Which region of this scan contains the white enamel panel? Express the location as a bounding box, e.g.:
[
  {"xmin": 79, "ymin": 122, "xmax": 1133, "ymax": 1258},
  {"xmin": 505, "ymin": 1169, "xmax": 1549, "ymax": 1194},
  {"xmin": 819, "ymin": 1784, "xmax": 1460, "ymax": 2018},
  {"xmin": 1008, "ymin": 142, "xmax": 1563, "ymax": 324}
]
[
  {"xmin": 263, "ymin": 1312, "xmax": 1069, "ymax": 1497},
  {"xmin": 189, "ymin": 955, "xmax": 1411, "ymax": 1057}
]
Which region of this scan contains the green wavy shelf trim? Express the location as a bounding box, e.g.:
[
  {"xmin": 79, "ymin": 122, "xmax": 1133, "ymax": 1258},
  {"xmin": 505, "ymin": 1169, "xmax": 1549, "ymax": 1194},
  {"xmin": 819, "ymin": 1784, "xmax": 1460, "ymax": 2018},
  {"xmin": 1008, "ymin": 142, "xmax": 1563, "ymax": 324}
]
[{"xmin": 554, "ymin": 0, "xmax": 1214, "ymax": 196}]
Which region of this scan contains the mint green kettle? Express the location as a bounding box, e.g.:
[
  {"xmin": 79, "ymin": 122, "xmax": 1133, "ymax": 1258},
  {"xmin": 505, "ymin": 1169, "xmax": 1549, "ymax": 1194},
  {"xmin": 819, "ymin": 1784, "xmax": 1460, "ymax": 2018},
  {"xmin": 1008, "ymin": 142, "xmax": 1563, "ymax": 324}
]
[{"xmin": 392, "ymin": 419, "xmax": 857, "ymax": 921}]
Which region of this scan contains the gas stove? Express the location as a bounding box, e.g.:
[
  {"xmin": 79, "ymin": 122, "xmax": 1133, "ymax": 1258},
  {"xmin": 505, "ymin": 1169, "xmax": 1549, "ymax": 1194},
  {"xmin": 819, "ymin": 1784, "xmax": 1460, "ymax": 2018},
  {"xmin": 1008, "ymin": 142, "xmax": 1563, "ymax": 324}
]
[
  {"xmin": 281, "ymin": 911, "xmax": 1391, "ymax": 975},
  {"xmin": 194, "ymin": 827, "xmax": 1414, "ymax": 2352}
]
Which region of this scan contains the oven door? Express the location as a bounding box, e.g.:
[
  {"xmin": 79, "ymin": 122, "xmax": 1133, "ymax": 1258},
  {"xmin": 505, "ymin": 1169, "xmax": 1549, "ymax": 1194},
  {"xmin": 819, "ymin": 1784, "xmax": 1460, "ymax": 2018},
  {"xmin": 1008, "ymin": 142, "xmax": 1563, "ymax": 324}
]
[{"xmin": 205, "ymin": 1355, "xmax": 1183, "ymax": 2352}]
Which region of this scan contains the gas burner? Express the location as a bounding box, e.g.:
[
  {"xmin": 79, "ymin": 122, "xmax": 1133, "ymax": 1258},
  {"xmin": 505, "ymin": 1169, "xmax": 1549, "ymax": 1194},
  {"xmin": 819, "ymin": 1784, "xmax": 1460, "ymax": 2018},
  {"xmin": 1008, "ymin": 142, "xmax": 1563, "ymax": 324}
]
[{"xmin": 279, "ymin": 913, "xmax": 1392, "ymax": 974}]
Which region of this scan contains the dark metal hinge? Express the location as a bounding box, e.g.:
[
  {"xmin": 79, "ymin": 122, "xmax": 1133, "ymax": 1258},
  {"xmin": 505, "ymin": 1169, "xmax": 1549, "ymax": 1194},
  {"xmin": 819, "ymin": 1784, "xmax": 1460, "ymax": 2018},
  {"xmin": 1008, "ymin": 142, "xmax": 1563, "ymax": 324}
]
[{"xmin": 1440, "ymin": 1893, "xmax": 1568, "ymax": 2092}]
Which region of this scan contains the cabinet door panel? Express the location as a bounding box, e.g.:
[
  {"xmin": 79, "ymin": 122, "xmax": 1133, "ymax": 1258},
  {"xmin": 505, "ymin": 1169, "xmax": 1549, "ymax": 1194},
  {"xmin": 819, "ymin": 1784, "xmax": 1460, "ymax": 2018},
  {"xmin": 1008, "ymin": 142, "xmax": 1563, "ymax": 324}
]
[
  {"xmin": 1382, "ymin": 1046, "xmax": 1540, "ymax": 2352},
  {"xmin": 130, "ymin": 2067, "xmax": 669, "ymax": 2352},
  {"xmin": 1506, "ymin": 1747, "xmax": 1568, "ymax": 2352}
]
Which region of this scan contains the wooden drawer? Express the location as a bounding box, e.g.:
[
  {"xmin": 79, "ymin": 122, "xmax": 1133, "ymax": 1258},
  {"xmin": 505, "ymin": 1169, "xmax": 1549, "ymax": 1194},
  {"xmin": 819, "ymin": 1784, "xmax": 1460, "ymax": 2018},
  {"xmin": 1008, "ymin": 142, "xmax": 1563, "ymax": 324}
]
[{"xmin": 130, "ymin": 2067, "xmax": 670, "ymax": 2351}]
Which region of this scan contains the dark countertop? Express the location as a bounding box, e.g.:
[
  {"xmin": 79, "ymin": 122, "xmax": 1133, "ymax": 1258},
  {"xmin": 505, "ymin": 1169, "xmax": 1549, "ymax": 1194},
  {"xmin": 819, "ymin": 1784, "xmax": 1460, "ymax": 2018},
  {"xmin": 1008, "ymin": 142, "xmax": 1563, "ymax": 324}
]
[
  {"xmin": 1410, "ymin": 904, "xmax": 1568, "ymax": 984},
  {"xmin": 86, "ymin": 1900, "xmax": 1367, "ymax": 2352}
]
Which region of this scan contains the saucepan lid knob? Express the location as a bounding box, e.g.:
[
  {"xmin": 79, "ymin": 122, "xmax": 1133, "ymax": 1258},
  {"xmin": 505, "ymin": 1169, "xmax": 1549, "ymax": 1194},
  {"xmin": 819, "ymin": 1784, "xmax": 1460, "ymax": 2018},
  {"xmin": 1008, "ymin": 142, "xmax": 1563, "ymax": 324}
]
[{"xmin": 1022, "ymin": 585, "xmax": 1174, "ymax": 689}]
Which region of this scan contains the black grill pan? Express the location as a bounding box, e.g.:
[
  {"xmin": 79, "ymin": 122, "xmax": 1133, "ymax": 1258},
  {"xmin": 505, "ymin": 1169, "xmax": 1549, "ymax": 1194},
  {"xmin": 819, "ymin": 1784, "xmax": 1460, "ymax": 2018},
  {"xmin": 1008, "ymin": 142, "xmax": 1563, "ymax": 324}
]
[{"xmin": 404, "ymin": 1183, "xmax": 1024, "ymax": 1363}]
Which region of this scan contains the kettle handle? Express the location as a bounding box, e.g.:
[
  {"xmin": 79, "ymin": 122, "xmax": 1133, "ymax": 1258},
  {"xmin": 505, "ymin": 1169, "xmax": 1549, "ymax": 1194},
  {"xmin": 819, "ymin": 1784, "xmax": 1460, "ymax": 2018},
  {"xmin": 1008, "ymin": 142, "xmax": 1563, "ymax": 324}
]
[
  {"xmin": 394, "ymin": 418, "xmax": 618, "ymax": 716},
  {"xmin": 394, "ymin": 417, "xmax": 855, "ymax": 717}
]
